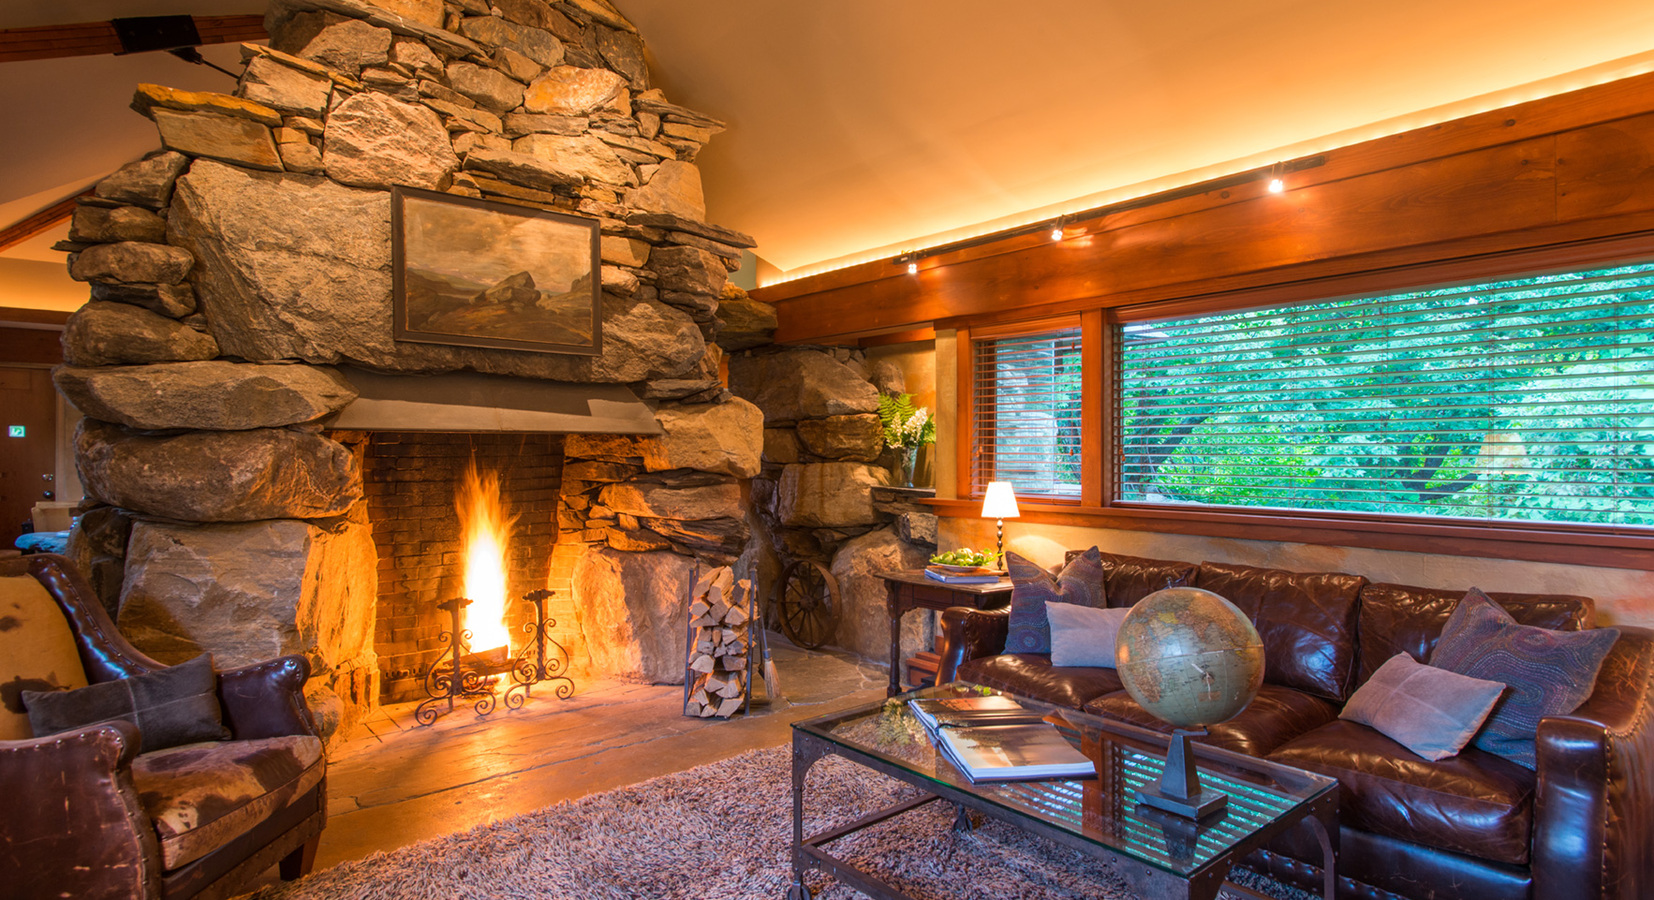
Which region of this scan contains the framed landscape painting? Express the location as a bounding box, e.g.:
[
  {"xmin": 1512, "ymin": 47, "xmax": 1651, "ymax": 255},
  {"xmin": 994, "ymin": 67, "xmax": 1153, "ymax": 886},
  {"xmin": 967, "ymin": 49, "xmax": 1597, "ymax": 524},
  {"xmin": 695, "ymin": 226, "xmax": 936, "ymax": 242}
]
[{"xmin": 392, "ymin": 187, "xmax": 601, "ymax": 356}]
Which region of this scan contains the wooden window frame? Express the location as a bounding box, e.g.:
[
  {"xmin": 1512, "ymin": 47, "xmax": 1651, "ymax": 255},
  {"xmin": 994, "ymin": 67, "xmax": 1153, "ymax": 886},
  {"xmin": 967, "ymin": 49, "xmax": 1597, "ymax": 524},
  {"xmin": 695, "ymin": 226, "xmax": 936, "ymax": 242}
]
[{"xmin": 938, "ymin": 233, "xmax": 1654, "ymax": 571}]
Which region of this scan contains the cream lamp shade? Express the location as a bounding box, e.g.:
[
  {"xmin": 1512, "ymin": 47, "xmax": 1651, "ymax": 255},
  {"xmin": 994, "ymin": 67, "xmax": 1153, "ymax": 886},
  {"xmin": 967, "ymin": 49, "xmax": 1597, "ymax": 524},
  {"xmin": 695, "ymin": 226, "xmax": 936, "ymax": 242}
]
[{"xmin": 981, "ymin": 482, "xmax": 1021, "ymax": 519}]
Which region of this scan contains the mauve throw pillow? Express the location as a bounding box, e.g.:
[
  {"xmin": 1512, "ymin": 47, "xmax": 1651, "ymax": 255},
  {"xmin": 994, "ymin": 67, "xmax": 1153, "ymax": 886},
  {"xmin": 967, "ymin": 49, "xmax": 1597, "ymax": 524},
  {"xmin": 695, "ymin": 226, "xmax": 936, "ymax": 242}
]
[
  {"xmin": 1047, "ymin": 602, "xmax": 1131, "ymax": 668},
  {"xmin": 1430, "ymin": 588, "xmax": 1619, "ymax": 769},
  {"xmin": 1005, "ymin": 549, "xmax": 1105, "ymax": 654},
  {"xmin": 1340, "ymin": 652, "xmax": 1506, "ymax": 761},
  {"xmin": 23, "ymin": 653, "xmax": 229, "ymax": 754}
]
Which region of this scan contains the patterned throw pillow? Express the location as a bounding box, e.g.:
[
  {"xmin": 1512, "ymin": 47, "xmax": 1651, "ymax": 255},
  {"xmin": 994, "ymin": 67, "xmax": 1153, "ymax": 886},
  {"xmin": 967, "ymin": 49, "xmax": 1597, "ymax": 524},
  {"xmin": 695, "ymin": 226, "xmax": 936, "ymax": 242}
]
[
  {"xmin": 1430, "ymin": 588, "xmax": 1619, "ymax": 769},
  {"xmin": 1004, "ymin": 548, "xmax": 1106, "ymax": 655}
]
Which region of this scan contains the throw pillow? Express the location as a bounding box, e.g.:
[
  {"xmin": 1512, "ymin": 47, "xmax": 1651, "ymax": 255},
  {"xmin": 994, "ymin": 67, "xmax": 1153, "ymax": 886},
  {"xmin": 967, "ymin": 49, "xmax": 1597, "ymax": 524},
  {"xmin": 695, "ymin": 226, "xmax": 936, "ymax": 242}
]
[
  {"xmin": 23, "ymin": 653, "xmax": 229, "ymax": 754},
  {"xmin": 1340, "ymin": 652, "xmax": 1506, "ymax": 761},
  {"xmin": 1430, "ymin": 588, "xmax": 1619, "ymax": 769},
  {"xmin": 1047, "ymin": 602, "xmax": 1131, "ymax": 668},
  {"xmin": 1004, "ymin": 548, "xmax": 1106, "ymax": 654},
  {"xmin": 0, "ymin": 574, "xmax": 90, "ymax": 740}
]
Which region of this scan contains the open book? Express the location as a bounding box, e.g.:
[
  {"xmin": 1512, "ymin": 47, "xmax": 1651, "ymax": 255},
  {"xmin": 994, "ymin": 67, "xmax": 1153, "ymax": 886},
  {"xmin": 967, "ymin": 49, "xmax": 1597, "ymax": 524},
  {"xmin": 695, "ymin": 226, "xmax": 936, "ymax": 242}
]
[{"xmin": 934, "ymin": 722, "xmax": 1097, "ymax": 783}]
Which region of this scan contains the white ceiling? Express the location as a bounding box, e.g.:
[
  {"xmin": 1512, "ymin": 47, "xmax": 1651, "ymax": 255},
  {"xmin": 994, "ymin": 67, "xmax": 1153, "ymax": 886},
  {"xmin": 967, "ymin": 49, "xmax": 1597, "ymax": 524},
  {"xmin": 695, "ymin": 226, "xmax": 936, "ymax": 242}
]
[{"xmin": 4, "ymin": 0, "xmax": 1654, "ymax": 309}]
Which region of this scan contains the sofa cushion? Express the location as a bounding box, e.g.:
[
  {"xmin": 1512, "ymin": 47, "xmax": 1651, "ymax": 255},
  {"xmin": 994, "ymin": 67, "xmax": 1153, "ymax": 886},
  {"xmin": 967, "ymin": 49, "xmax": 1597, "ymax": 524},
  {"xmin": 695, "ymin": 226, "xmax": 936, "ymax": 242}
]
[
  {"xmin": 1005, "ymin": 549, "xmax": 1105, "ymax": 655},
  {"xmin": 0, "ymin": 574, "xmax": 89, "ymax": 740},
  {"xmin": 1339, "ymin": 652, "xmax": 1505, "ymax": 761},
  {"xmin": 1047, "ymin": 602, "xmax": 1130, "ymax": 668},
  {"xmin": 24, "ymin": 654, "xmax": 229, "ymax": 753},
  {"xmin": 1195, "ymin": 561, "xmax": 1366, "ymax": 702},
  {"xmin": 132, "ymin": 734, "xmax": 325, "ymax": 870},
  {"xmin": 1091, "ymin": 551, "xmax": 1199, "ymax": 609},
  {"xmin": 956, "ymin": 653, "xmax": 1123, "ymax": 709},
  {"xmin": 1430, "ymin": 589, "xmax": 1618, "ymax": 769},
  {"xmin": 1084, "ymin": 683, "xmax": 1339, "ymax": 756},
  {"xmin": 1355, "ymin": 582, "xmax": 1593, "ymax": 686},
  {"xmin": 1269, "ymin": 719, "xmax": 1536, "ymax": 866}
]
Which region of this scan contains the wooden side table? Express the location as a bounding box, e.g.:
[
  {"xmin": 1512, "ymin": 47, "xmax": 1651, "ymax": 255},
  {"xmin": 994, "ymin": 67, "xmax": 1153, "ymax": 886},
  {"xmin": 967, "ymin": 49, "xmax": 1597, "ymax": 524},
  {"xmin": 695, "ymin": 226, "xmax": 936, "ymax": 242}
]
[{"xmin": 877, "ymin": 570, "xmax": 1013, "ymax": 697}]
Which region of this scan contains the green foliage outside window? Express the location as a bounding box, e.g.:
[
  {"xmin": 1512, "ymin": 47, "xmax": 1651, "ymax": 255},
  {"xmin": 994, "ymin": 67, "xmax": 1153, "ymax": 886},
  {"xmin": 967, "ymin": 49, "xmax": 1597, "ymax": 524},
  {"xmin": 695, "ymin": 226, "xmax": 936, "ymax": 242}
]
[{"xmin": 1117, "ymin": 262, "xmax": 1654, "ymax": 526}]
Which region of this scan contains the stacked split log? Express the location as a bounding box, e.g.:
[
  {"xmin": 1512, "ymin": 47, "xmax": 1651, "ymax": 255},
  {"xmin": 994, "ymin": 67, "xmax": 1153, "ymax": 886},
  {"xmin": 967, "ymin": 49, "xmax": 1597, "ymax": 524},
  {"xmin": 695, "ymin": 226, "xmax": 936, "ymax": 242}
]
[{"xmin": 684, "ymin": 566, "xmax": 751, "ymax": 718}]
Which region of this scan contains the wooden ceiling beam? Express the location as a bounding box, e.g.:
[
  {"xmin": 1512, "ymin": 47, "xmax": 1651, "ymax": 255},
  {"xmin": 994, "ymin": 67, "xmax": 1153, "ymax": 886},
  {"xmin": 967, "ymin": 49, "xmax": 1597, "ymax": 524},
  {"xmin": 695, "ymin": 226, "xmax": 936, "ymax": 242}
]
[
  {"xmin": 0, "ymin": 191, "xmax": 88, "ymax": 253},
  {"xmin": 0, "ymin": 15, "xmax": 267, "ymax": 64}
]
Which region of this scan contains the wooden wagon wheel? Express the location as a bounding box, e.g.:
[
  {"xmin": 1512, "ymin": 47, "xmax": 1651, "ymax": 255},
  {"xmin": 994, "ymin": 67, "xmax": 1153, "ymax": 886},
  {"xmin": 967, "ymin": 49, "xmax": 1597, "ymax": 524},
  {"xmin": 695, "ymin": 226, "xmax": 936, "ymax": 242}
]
[{"xmin": 772, "ymin": 559, "xmax": 841, "ymax": 650}]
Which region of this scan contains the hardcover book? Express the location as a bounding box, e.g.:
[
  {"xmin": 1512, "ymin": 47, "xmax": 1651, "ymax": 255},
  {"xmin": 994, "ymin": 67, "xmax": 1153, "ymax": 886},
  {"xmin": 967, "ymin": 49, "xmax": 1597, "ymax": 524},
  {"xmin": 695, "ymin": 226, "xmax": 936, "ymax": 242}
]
[
  {"xmin": 924, "ymin": 567, "xmax": 1003, "ymax": 585},
  {"xmin": 907, "ymin": 694, "xmax": 1037, "ymax": 732},
  {"xmin": 934, "ymin": 722, "xmax": 1097, "ymax": 783}
]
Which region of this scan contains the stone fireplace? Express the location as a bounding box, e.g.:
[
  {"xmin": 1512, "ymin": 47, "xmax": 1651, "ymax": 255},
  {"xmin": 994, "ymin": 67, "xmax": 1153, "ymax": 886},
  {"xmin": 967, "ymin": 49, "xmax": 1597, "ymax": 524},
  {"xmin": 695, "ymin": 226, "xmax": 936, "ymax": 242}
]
[{"xmin": 52, "ymin": 0, "xmax": 778, "ymax": 741}]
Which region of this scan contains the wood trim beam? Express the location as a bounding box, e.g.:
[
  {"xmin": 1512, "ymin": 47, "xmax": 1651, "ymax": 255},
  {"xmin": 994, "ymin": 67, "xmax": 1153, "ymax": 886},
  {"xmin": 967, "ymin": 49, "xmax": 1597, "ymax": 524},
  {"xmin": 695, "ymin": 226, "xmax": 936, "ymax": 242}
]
[
  {"xmin": 922, "ymin": 498, "xmax": 1654, "ymax": 571},
  {"xmin": 0, "ymin": 191, "xmax": 87, "ymax": 252},
  {"xmin": 0, "ymin": 307, "xmax": 72, "ymax": 328},
  {"xmin": 0, "ymin": 15, "xmax": 267, "ymax": 63}
]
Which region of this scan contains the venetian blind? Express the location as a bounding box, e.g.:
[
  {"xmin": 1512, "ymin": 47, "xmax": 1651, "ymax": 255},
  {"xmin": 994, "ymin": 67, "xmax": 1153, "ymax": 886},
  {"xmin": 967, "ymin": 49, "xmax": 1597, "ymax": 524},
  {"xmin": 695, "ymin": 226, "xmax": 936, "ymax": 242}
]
[
  {"xmin": 971, "ymin": 328, "xmax": 1083, "ymax": 498},
  {"xmin": 1117, "ymin": 261, "xmax": 1654, "ymax": 526}
]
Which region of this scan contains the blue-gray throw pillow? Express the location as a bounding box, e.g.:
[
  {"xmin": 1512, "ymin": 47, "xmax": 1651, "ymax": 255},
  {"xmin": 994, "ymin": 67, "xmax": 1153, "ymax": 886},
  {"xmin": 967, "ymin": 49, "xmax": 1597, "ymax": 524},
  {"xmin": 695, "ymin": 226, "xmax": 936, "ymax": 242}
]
[
  {"xmin": 1430, "ymin": 588, "xmax": 1618, "ymax": 769},
  {"xmin": 1005, "ymin": 548, "xmax": 1105, "ymax": 655},
  {"xmin": 1340, "ymin": 652, "xmax": 1506, "ymax": 761}
]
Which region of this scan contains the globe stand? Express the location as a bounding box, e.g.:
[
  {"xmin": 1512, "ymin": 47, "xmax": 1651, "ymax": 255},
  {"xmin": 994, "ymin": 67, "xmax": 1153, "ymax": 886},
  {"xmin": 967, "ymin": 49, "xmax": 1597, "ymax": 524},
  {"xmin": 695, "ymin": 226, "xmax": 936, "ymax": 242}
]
[{"xmin": 1136, "ymin": 728, "xmax": 1228, "ymax": 819}]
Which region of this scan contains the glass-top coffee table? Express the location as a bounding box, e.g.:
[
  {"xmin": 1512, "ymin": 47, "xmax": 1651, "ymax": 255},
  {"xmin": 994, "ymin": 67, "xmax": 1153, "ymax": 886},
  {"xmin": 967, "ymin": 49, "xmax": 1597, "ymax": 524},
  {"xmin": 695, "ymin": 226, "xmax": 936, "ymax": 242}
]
[{"xmin": 789, "ymin": 684, "xmax": 1338, "ymax": 900}]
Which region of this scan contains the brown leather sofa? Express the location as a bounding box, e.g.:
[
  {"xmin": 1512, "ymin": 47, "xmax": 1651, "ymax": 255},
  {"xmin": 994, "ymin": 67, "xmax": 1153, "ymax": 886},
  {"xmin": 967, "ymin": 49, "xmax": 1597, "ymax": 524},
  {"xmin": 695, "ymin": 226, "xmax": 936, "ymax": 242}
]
[
  {"xmin": 0, "ymin": 554, "xmax": 327, "ymax": 900},
  {"xmin": 934, "ymin": 550, "xmax": 1654, "ymax": 900}
]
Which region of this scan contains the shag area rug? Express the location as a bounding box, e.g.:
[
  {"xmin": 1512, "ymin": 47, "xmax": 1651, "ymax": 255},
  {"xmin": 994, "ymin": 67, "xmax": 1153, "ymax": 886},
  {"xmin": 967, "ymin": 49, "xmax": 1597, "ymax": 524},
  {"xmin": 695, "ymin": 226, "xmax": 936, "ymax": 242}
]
[{"xmin": 255, "ymin": 745, "xmax": 1311, "ymax": 900}]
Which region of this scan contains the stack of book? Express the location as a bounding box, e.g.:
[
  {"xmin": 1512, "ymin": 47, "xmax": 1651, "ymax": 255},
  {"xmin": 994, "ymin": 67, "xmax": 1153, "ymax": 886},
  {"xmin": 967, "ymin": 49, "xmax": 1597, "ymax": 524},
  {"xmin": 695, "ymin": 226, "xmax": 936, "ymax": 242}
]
[
  {"xmin": 909, "ymin": 695, "xmax": 1096, "ymax": 783},
  {"xmin": 923, "ymin": 566, "xmax": 1002, "ymax": 585}
]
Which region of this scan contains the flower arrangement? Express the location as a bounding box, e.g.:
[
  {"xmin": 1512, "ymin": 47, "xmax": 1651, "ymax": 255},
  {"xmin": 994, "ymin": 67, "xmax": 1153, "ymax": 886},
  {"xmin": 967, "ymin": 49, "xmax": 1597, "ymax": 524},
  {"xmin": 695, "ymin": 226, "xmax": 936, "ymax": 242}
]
[{"xmin": 877, "ymin": 392, "xmax": 936, "ymax": 449}]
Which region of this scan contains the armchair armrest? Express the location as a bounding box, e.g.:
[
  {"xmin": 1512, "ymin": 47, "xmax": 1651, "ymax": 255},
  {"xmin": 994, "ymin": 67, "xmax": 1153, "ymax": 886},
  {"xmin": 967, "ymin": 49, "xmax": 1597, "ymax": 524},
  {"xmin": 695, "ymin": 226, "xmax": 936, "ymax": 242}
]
[
  {"xmin": 935, "ymin": 606, "xmax": 1010, "ymax": 685},
  {"xmin": 218, "ymin": 654, "xmax": 318, "ymax": 741},
  {"xmin": 1533, "ymin": 625, "xmax": 1654, "ymax": 900},
  {"xmin": 0, "ymin": 719, "xmax": 160, "ymax": 899}
]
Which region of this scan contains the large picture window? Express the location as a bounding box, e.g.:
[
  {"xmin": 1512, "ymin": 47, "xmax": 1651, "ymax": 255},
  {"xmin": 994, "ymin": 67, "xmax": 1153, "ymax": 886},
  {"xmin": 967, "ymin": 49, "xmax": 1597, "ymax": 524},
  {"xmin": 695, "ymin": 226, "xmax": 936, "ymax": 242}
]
[
  {"xmin": 971, "ymin": 327, "xmax": 1083, "ymax": 498},
  {"xmin": 1117, "ymin": 261, "xmax": 1654, "ymax": 527}
]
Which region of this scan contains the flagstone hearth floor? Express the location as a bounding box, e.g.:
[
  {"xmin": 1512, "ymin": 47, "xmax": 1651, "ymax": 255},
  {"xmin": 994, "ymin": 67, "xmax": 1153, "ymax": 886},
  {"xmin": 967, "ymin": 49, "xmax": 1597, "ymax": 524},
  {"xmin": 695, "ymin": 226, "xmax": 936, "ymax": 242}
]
[{"xmin": 288, "ymin": 635, "xmax": 886, "ymax": 878}]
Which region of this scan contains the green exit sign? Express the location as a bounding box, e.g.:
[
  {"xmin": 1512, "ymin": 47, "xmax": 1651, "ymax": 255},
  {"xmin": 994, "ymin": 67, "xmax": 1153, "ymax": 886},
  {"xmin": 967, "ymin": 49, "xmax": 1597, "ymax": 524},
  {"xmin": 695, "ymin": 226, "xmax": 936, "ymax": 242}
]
[{"xmin": 6, "ymin": 426, "xmax": 22, "ymax": 438}]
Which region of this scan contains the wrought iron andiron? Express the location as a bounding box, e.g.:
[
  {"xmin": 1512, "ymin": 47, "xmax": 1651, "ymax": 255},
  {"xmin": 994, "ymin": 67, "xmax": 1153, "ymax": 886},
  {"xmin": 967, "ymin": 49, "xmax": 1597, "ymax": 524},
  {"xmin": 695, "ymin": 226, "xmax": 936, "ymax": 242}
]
[
  {"xmin": 504, "ymin": 588, "xmax": 577, "ymax": 709},
  {"xmin": 415, "ymin": 597, "xmax": 508, "ymax": 725}
]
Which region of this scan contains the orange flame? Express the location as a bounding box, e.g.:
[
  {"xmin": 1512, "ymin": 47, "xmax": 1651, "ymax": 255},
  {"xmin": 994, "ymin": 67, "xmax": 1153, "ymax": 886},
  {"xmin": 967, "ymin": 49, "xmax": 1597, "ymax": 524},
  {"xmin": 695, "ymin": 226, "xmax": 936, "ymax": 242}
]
[{"xmin": 456, "ymin": 461, "xmax": 515, "ymax": 654}]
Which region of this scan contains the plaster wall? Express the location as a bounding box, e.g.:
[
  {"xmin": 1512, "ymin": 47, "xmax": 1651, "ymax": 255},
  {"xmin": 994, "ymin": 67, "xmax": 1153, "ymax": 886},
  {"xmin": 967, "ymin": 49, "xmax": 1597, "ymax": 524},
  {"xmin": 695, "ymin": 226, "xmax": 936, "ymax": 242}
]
[{"xmin": 939, "ymin": 517, "xmax": 1654, "ymax": 629}]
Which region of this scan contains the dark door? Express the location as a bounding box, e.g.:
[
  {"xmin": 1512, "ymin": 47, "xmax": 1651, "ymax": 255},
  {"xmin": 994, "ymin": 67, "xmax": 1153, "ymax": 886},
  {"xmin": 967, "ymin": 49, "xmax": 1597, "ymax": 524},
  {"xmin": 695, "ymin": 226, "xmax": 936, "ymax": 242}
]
[{"xmin": 0, "ymin": 366, "xmax": 58, "ymax": 547}]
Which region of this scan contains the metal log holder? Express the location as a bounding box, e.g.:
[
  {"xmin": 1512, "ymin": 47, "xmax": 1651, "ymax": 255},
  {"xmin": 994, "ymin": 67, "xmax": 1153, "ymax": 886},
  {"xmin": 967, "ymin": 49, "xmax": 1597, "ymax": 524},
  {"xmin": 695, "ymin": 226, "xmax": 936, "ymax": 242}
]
[
  {"xmin": 503, "ymin": 588, "xmax": 577, "ymax": 710},
  {"xmin": 415, "ymin": 591, "xmax": 577, "ymax": 726}
]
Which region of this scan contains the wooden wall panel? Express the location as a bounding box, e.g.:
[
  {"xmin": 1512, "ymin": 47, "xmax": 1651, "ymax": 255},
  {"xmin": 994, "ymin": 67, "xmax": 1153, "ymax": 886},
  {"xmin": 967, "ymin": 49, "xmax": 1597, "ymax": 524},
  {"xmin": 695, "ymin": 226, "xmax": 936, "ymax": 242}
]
[{"xmin": 761, "ymin": 70, "xmax": 1654, "ymax": 344}]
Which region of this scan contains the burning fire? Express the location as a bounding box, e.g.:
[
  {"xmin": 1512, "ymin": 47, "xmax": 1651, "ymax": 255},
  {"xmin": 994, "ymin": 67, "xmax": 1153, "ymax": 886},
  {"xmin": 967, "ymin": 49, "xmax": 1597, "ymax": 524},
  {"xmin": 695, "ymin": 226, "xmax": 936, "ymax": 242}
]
[{"xmin": 456, "ymin": 461, "xmax": 515, "ymax": 655}]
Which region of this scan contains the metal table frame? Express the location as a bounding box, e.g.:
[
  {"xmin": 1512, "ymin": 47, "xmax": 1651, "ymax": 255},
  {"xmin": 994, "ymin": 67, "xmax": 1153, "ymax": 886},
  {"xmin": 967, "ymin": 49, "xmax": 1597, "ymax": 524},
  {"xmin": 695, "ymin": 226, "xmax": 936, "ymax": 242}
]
[{"xmin": 788, "ymin": 705, "xmax": 1338, "ymax": 900}]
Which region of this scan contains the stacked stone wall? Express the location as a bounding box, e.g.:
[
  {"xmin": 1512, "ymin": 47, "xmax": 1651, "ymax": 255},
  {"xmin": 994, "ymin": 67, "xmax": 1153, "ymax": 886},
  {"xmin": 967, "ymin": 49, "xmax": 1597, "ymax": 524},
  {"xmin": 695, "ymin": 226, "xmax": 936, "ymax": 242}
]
[{"xmin": 55, "ymin": 0, "xmax": 778, "ymax": 736}]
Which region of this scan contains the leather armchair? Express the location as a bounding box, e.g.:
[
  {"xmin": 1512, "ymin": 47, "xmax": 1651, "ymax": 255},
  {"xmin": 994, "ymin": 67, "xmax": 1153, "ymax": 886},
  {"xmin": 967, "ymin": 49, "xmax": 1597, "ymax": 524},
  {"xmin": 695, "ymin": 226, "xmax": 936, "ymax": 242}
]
[{"xmin": 0, "ymin": 554, "xmax": 327, "ymax": 900}]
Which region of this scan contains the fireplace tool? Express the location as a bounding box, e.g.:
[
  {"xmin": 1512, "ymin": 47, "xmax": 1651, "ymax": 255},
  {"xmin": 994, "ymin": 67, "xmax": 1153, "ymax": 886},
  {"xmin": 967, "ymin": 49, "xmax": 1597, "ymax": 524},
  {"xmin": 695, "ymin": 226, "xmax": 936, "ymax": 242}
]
[
  {"xmin": 415, "ymin": 591, "xmax": 577, "ymax": 726},
  {"xmin": 503, "ymin": 588, "xmax": 577, "ymax": 710},
  {"xmin": 414, "ymin": 597, "xmax": 507, "ymax": 725}
]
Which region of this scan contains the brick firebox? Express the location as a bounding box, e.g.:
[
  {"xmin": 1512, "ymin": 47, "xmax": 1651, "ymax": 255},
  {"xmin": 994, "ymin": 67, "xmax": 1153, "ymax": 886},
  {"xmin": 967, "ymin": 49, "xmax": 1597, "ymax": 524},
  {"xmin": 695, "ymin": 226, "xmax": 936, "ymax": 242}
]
[{"xmin": 360, "ymin": 431, "xmax": 578, "ymax": 704}]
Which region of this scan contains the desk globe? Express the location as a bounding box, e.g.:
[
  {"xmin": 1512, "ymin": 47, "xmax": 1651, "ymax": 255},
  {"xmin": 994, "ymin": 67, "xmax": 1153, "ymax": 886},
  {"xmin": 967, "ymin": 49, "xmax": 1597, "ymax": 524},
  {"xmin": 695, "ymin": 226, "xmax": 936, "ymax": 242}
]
[{"xmin": 1115, "ymin": 587, "xmax": 1265, "ymax": 818}]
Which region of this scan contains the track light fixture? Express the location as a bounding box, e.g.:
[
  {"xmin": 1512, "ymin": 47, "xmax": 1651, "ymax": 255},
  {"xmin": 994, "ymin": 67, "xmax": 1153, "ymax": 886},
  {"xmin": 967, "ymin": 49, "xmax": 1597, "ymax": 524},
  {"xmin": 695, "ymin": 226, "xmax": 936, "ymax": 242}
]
[{"xmin": 882, "ymin": 155, "xmax": 1323, "ymax": 274}]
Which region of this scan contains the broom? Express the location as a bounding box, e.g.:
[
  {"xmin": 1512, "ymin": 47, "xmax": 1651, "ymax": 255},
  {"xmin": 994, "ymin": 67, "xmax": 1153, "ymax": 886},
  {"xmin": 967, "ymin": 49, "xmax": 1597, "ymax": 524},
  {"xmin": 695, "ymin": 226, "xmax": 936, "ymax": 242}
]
[{"xmin": 749, "ymin": 562, "xmax": 783, "ymax": 704}]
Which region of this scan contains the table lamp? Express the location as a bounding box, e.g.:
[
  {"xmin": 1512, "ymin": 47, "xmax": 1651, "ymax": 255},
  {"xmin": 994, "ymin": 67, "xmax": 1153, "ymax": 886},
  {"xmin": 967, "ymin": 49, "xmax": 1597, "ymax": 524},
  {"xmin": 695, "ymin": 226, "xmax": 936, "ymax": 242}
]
[{"xmin": 980, "ymin": 481, "xmax": 1020, "ymax": 571}]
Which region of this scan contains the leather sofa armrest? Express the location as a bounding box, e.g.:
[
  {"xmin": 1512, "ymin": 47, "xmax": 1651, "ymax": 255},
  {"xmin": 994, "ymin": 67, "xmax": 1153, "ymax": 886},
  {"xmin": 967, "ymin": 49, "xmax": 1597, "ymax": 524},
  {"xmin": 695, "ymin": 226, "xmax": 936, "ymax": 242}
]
[
  {"xmin": 935, "ymin": 606, "xmax": 1010, "ymax": 685},
  {"xmin": 218, "ymin": 654, "xmax": 319, "ymax": 740},
  {"xmin": 1533, "ymin": 625, "xmax": 1654, "ymax": 900},
  {"xmin": 0, "ymin": 719, "xmax": 160, "ymax": 899}
]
